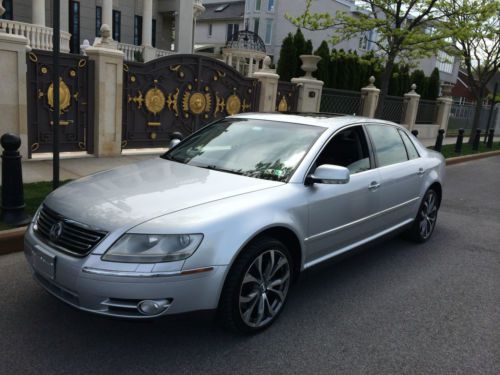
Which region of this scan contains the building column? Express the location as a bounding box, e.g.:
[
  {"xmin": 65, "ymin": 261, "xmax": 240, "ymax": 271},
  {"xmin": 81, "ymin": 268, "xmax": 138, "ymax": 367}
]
[
  {"xmin": 248, "ymin": 55, "xmax": 254, "ymax": 77},
  {"xmin": 142, "ymin": 0, "xmax": 153, "ymax": 47},
  {"xmin": 32, "ymin": 0, "xmax": 46, "ymax": 26},
  {"xmin": 175, "ymin": 0, "xmax": 194, "ymax": 53},
  {"xmin": 102, "ymin": 0, "xmax": 113, "ymax": 37},
  {"xmin": 60, "ymin": 0, "xmax": 69, "ymax": 32}
]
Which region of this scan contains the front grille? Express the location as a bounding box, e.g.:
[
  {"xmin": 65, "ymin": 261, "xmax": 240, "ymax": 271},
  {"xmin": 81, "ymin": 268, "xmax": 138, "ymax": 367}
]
[{"xmin": 35, "ymin": 205, "xmax": 107, "ymax": 257}]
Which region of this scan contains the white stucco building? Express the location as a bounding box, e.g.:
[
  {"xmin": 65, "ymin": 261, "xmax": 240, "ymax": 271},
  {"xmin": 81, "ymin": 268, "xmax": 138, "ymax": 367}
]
[{"xmin": 0, "ymin": 0, "xmax": 204, "ymax": 60}]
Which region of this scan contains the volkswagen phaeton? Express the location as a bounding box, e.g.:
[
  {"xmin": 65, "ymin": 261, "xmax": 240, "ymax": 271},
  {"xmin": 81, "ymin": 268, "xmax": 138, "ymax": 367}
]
[{"xmin": 24, "ymin": 113, "xmax": 445, "ymax": 333}]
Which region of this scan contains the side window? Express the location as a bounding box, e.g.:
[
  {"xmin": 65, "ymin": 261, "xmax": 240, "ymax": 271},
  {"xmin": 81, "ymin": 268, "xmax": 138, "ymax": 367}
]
[
  {"xmin": 366, "ymin": 125, "xmax": 408, "ymax": 167},
  {"xmin": 315, "ymin": 126, "xmax": 371, "ymax": 174},
  {"xmin": 399, "ymin": 130, "xmax": 420, "ymax": 159}
]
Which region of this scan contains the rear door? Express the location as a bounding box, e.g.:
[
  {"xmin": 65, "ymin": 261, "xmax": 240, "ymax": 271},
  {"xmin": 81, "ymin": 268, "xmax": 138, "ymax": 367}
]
[{"xmin": 365, "ymin": 124, "xmax": 422, "ymax": 229}]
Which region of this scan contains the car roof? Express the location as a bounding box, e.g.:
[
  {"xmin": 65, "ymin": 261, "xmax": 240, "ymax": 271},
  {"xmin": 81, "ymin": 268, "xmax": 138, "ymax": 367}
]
[{"xmin": 229, "ymin": 112, "xmax": 397, "ymax": 130}]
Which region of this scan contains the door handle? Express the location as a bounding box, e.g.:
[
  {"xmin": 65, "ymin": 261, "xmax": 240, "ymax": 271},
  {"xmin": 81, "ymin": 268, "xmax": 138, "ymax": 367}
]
[
  {"xmin": 417, "ymin": 168, "xmax": 425, "ymax": 176},
  {"xmin": 368, "ymin": 181, "xmax": 380, "ymax": 190}
]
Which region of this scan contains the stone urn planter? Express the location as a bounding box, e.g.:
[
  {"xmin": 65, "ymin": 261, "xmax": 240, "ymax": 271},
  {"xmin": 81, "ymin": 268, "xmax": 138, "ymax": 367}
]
[{"xmin": 299, "ymin": 55, "xmax": 321, "ymax": 78}]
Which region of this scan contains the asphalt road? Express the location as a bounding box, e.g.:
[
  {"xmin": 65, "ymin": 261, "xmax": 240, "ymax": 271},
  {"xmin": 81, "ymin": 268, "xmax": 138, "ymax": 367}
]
[{"xmin": 1, "ymin": 157, "xmax": 499, "ymax": 375}]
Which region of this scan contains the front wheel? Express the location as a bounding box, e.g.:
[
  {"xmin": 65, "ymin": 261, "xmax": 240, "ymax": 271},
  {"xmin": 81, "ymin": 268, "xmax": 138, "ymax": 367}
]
[
  {"xmin": 219, "ymin": 237, "xmax": 292, "ymax": 334},
  {"xmin": 406, "ymin": 189, "xmax": 439, "ymax": 243}
]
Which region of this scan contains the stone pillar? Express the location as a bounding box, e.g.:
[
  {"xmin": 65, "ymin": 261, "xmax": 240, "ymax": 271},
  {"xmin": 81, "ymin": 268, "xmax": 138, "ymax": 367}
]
[
  {"xmin": 60, "ymin": 0, "xmax": 69, "ymax": 32},
  {"xmin": 291, "ymin": 55, "xmax": 324, "ymax": 113},
  {"xmin": 102, "ymin": 0, "xmax": 113, "ymax": 37},
  {"xmin": 403, "ymin": 84, "xmax": 420, "ymax": 130},
  {"xmin": 248, "ymin": 55, "xmax": 254, "ymax": 77},
  {"xmin": 360, "ymin": 76, "xmax": 380, "ymax": 118},
  {"xmin": 435, "ymin": 83, "xmax": 453, "ymax": 133},
  {"xmin": 0, "ymin": 33, "xmax": 30, "ymax": 158},
  {"xmin": 142, "ymin": 0, "xmax": 153, "ymax": 47},
  {"xmin": 85, "ymin": 28, "xmax": 124, "ymax": 157},
  {"xmin": 253, "ymin": 56, "xmax": 279, "ymax": 112},
  {"xmin": 175, "ymin": 0, "xmax": 194, "ymax": 53},
  {"xmin": 32, "ymin": 0, "xmax": 46, "ymax": 26}
]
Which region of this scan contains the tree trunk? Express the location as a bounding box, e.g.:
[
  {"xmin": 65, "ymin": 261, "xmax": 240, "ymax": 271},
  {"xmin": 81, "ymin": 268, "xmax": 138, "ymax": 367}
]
[
  {"xmin": 375, "ymin": 52, "xmax": 397, "ymax": 118},
  {"xmin": 468, "ymin": 97, "xmax": 483, "ymax": 145}
]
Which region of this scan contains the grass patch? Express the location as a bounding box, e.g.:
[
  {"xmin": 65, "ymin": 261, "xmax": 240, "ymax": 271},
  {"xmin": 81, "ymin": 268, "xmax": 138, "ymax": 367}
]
[
  {"xmin": 434, "ymin": 141, "xmax": 500, "ymax": 159},
  {"xmin": 0, "ymin": 180, "xmax": 70, "ymax": 231}
]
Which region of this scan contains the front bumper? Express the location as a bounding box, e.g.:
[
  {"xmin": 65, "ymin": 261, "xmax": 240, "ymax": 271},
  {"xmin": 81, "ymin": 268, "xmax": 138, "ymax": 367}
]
[{"xmin": 24, "ymin": 226, "xmax": 227, "ymax": 318}]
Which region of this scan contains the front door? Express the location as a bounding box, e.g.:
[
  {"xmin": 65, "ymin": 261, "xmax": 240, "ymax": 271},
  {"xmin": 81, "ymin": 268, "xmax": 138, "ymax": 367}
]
[{"xmin": 304, "ymin": 125, "xmax": 381, "ymax": 265}]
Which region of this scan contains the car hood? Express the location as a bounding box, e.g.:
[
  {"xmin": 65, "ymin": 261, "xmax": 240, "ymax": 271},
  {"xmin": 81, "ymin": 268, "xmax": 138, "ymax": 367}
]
[{"xmin": 44, "ymin": 158, "xmax": 283, "ymax": 231}]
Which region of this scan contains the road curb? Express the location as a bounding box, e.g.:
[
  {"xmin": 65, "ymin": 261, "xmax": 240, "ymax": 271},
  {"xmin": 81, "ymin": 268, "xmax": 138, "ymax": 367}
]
[
  {"xmin": 445, "ymin": 150, "xmax": 500, "ymax": 165},
  {"xmin": 1, "ymin": 151, "xmax": 499, "ymax": 256},
  {"xmin": 0, "ymin": 226, "xmax": 26, "ymax": 256}
]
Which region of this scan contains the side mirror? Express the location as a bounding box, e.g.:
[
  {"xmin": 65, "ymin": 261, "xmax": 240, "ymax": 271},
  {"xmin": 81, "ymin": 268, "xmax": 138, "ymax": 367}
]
[
  {"xmin": 306, "ymin": 164, "xmax": 350, "ymax": 185},
  {"xmin": 168, "ymin": 139, "xmax": 181, "ymax": 149}
]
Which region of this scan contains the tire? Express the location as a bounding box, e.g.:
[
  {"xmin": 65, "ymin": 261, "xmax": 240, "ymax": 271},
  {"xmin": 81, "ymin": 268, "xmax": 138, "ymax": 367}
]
[
  {"xmin": 219, "ymin": 236, "xmax": 293, "ymax": 334},
  {"xmin": 406, "ymin": 188, "xmax": 439, "ymax": 243}
]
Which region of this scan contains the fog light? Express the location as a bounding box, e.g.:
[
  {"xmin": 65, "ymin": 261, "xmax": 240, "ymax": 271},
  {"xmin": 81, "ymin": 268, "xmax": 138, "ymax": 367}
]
[{"xmin": 137, "ymin": 299, "xmax": 168, "ymax": 316}]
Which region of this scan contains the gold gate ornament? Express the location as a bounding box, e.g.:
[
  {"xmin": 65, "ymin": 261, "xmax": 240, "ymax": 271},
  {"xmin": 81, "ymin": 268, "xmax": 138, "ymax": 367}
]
[
  {"xmin": 47, "ymin": 78, "xmax": 72, "ymax": 113},
  {"xmin": 278, "ymin": 96, "xmax": 288, "ymax": 112},
  {"xmin": 226, "ymin": 94, "xmax": 241, "ymax": 115},
  {"xmin": 145, "ymin": 87, "xmax": 166, "ymax": 115}
]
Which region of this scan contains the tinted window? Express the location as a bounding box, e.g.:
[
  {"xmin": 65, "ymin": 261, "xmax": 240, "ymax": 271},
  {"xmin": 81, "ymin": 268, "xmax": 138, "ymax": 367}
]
[
  {"xmin": 399, "ymin": 130, "xmax": 420, "ymax": 160},
  {"xmin": 315, "ymin": 126, "xmax": 371, "ymax": 174},
  {"xmin": 366, "ymin": 125, "xmax": 408, "ymax": 167}
]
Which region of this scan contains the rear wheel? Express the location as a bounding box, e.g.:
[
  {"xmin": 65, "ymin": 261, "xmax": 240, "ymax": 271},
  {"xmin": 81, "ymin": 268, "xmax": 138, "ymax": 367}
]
[
  {"xmin": 407, "ymin": 189, "xmax": 439, "ymax": 243},
  {"xmin": 219, "ymin": 237, "xmax": 292, "ymax": 334}
]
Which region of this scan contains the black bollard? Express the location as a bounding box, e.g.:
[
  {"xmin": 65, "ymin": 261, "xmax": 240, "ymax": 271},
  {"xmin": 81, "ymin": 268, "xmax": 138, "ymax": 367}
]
[
  {"xmin": 411, "ymin": 130, "xmax": 418, "ymax": 138},
  {"xmin": 1, "ymin": 133, "xmax": 31, "ymax": 226},
  {"xmin": 434, "ymin": 129, "xmax": 445, "ymax": 152},
  {"xmin": 472, "ymin": 129, "xmax": 481, "ymax": 151},
  {"xmin": 455, "ymin": 128, "xmax": 464, "ymax": 154},
  {"xmin": 486, "ymin": 129, "xmax": 494, "ymax": 149}
]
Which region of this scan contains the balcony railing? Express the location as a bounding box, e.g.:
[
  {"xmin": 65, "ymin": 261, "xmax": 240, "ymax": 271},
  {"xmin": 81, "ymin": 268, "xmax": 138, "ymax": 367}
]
[
  {"xmin": 117, "ymin": 42, "xmax": 175, "ymax": 62},
  {"xmin": 0, "ymin": 19, "xmax": 71, "ymax": 53}
]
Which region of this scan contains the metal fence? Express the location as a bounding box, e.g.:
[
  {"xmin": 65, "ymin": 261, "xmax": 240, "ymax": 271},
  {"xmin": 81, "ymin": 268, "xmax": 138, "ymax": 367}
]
[
  {"xmin": 379, "ymin": 95, "xmax": 405, "ymax": 123},
  {"xmin": 320, "ymin": 88, "xmax": 362, "ymax": 115},
  {"xmin": 416, "ymin": 99, "xmax": 438, "ymax": 124},
  {"xmin": 448, "ymin": 102, "xmax": 498, "ymax": 132}
]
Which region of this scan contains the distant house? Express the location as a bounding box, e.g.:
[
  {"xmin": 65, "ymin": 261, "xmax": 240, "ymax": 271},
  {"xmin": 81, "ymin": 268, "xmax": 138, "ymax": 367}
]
[{"xmin": 452, "ymin": 70, "xmax": 499, "ymax": 105}]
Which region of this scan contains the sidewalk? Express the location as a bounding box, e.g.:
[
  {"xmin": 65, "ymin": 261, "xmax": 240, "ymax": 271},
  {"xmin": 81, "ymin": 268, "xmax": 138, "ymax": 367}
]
[{"xmin": 0, "ymin": 149, "xmax": 166, "ymax": 185}]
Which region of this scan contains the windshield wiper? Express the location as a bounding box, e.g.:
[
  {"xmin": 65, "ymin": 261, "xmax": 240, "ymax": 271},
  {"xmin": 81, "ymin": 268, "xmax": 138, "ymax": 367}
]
[
  {"xmin": 161, "ymin": 153, "xmax": 184, "ymax": 163},
  {"xmin": 198, "ymin": 165, "xmax": 244, "ymax": 176}
]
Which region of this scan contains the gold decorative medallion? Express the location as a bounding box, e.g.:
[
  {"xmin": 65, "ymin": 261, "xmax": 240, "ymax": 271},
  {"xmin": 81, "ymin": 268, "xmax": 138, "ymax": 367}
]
[
  {"xmin": 278, "ymin": 96, "xmax": 288, "ymax": 112},
  {"xmin": 145, "ymin": 87, "xmax": 166, "ymax": 115},
  {"xmin": 226, "ymin": 94, "xmax": 241, "ymax": 115},
  {"xmin": 69, "ymin": 69, "xmax": 76, "ymax": 77},
  {"xmin": 40, "ymin": 66, "xmax": 48, "ymax": 74},
  {"xmin": 130, "ymin": 75, "xmax": 136, "ymax": 82},
  {"xmin": 78, "ymin": 59, "xmax": 87, "ymax": 68},
  {"xmin": 47, "ymin": 78, "xmax": 72, "ymax": 113},
  {"xmin": 189, "ymin": 92, "xmax": 206, "ymax": 114},
  {"xmin": 182, "ymin": 91, "xmax": 212, "ymax": 115}
]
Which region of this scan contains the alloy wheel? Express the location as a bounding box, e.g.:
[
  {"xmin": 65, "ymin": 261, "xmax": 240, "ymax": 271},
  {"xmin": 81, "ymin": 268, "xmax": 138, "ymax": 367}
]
[
  {"xmin": 419, "ymin": 191, "xmax": 438, "ymax": 239},
  {"xmin": 238, "ymin": 249, "xmax": 291, "ymax": 328}
]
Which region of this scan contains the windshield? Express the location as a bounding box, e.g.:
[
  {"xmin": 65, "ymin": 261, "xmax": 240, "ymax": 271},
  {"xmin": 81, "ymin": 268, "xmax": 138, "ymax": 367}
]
[{"xmin": 163, "ymin": 119, "xmax": 326, "ymax": 182}]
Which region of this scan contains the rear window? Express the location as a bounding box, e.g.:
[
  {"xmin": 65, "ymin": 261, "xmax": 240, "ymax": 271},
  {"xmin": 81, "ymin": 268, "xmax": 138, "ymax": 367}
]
[{"xmin": 366, "ymin": 125, "xmax": 408, "ymax": 167}]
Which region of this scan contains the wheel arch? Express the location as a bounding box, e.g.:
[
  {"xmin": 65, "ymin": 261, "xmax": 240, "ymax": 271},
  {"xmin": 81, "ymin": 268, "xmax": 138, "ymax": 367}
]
[{"xmin": 428, "ymin": 181, "xmax": 442, "ymax": 208}]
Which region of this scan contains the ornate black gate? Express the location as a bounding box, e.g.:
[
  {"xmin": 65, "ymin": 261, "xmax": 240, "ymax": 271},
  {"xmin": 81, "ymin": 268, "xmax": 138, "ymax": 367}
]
[
  {"xmin": 276, "ymin": 81, "xmax": 299, "ymax": 113},
  {"xmin": 26, "ymin": 50, "xmax": 94, "ymax": 157},
  {"xmin": 122, "ymin": 54, "xmax": 261, "ymax": 149}
]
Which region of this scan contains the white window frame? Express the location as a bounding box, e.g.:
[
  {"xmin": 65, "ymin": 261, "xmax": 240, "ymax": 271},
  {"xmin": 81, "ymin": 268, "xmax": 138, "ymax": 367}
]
[
  {"xmin": 436, "ymin": 50, "xmax": 453, "ymax": 74},
  {"xmin": 267, "ymin": 0, "xmax": 275, "ymax": 12},
  {"xmin": 255, "ymin": 0, "xmax": 261, "ymax": 12},
  {"xmin": 264, "ymin": 18, "xmax": 273, "ymax": 45},
  {"xmin": 253, "ymin": 18, "xmax": 260, "ymax": 34}
]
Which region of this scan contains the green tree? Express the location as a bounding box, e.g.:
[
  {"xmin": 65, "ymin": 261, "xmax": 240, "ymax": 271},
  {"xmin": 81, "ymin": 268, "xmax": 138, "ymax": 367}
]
[
  {"xmin": 388, "ymin": 63, "xmax": 400, "ymax": 96},
  {"xmin": 277, "ymin": 33, "xmax": 297, "ymax": 82},
  {"xmin": 287, "ymin": 0, "xmax": 472, "ymax": 116},
  {"xmin": 410, "ymin": 69, "xmax": 427, "ymax": 97},
  {"xmin": 441, "ymin": 0, "xmax": 500, "ymax": 143},
  {"xmin": 305, "ymin": 39, "xmax": 313, "ymax": 54},
  {"xmin": 314, "ymin": 40, "xmax": 330, "ymax": 85},
  {"xmin": 399, "ymin": 65, "xmax": 411, "ymax": 95},
  {"xmin": 427, "ymin": 68, "xmax": 440, "ymax": 100}
]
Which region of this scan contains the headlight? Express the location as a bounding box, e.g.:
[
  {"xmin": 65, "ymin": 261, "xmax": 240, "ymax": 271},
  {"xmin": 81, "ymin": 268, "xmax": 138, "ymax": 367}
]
[{"xmin": 102, "ymin": 234, "xmax": 203, "ymax": 263}]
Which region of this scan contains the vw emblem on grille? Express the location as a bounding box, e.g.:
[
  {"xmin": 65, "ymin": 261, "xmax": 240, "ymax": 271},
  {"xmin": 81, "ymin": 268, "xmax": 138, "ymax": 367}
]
[{"xmin": 49, "ymin": 221, "xmax": 64, "ymax": 242}]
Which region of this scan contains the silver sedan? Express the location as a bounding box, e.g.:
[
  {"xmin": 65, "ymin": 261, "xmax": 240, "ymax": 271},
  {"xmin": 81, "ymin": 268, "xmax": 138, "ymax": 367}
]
[{"xmin": 24, "ymin": 113, "xmax": 445, "ymax": 333}]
